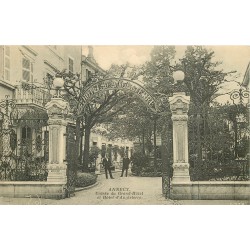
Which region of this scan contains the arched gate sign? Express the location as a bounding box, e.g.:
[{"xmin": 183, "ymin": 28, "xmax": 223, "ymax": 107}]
[{"xmin": 80, "ymin": 78, "xmax": 159, "ymax": 113}]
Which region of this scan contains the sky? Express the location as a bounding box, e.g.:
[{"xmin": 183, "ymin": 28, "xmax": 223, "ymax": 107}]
[{"xmin": 82, "ymin": 45, "xmax": 250, "ymax": 84}]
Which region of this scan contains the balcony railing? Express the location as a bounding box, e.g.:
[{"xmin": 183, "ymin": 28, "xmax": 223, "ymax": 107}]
[{"xmin": 14, "ymin": 85, "xmax": 51, "ymax": 108}]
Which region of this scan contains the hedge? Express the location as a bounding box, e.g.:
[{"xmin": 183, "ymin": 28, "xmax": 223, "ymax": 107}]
[{"xmin": 75, "ymin": 172, "xmax": 98, "ymax": 188}]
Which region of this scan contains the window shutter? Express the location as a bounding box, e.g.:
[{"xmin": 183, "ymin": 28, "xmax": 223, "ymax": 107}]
[{"xmin": 22, "ymin": 58, "xmax": 32, "ymax": 82}]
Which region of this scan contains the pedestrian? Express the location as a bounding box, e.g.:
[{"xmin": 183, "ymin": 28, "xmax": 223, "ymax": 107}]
[
  {"xmin": 102, "ymin": 156, "xmax": 114, "ymax": 179},
  {"xmin": 121, "ymin": 155, "xmax": 130, "ymax": 177}
]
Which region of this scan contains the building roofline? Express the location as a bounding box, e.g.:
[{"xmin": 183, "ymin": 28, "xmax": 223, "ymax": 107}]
[{"xmin": 22, "ymin": 45, "xmax": 38, "ymax": 56}]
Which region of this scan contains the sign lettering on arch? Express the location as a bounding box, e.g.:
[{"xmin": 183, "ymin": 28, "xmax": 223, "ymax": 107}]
[{"xmin": 80, "ymin": 78, "xmax": 158, "ymax": 112}]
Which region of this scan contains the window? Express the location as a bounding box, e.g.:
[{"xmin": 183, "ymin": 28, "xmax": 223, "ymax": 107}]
[
  {"xmin": 4, "ymin": 46, "xmax": 10, "ymax": 81},
  {"xmin": 69, "ymin": 57, "xmax": 74, "ymax": 73},
  {"xmin": 22, "ymin": 57, "xmax": 33, "ymax": 82},
  {"xmin": 22, "ymin": 126, "xmax": 32, "ymax": 141}
]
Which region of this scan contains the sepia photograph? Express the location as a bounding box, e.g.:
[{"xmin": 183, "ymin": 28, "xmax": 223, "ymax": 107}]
[
  {"xmin": 1, "ymin": 1, "xmax": 250, "ymax": 250},
  {"xmin": 0, "ymin": 45, "xmax": 249, "ymax": 205}
]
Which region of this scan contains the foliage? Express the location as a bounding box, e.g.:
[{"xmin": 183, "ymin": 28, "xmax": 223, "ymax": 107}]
[
  {"xmin": 0, "ymin": 159, "xmax": 48, "ymax": 181},
  {"xmin": 222, "ymin": 103, "xmax": 249, "ymax": 158},
  {"xmin": 190, "ymin": 159, "xmax": 249, "ymax": 181},
  {"xmin": 75, "ymin": 172, "xmax": 97, "ymax": 188},
  {"xmin": 189, "ymin": 101, "xmax": 249, "ymax": 181},
  {"xmin": 143, "ymin": 45, "xmax": 176, "ymax": 96},
  {"xmin": 89, "ymin": 146, "xmax": 101, "ymax": 163},
  {"xmin": 180, "ymin": 46, "xmax": 237, "ymax": 107},
  {"xmin": 237, "ymin": 137, "xmax": 249, "ymax": 158},
  {"xmin": 131, "ymin": 151, "xmax": 162, "ymax": 177},
  {"xmin": 107, "ymin": 46, "xmax": 176, "ymax": 152},
  {"xmin": 131, "ymin": 152, "xmax": 149, "ymax": 176},
  {"xmin": 108, "ymin": 101, "xmax": 151, "ymax": 140},
  {"xmin": 180, "ymin": 46, "xmax": 242, "ymax": 180},
  {"xmin": 58, "ymin": 65, "xmax": 138, "ymax": 170}
]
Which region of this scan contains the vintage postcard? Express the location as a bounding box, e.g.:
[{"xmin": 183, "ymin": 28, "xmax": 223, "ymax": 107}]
[{"xmin": 0, "ymin": 45, "xmax": 249, "ymax": 205}]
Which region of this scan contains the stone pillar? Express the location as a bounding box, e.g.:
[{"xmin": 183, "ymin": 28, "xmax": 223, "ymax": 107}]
[
  {"xmin": 169, "ymin": 92, "xmax": 190, "ymax": 182},
  {"xmin": 45, "ymin": 98, "xmax": 69, "ymax": 183}
]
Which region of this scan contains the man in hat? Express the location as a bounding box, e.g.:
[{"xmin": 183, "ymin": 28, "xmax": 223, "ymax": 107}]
[
  {"xmin": 121, "ymin": 155, "xmax": 130, "ymax": 177},
  {"xmin": 102, "ymin": 156, "xmax": 114, "ymax": 179}
]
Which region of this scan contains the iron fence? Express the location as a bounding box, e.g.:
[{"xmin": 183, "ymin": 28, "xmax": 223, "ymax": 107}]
[
  {"xmin": 188, "ymin": 103, "xmax": 249, "ymax": 181},
  {"xmin": 0, "ymin": 135, "xmax": 49, "ymax": 181},
  {"xmin": 0, "ymin": 99, "xmax": 49, "ymax": 181}
]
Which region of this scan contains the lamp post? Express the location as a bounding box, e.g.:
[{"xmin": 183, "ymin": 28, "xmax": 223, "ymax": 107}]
[
  {"xmin": 45, "ymin": 74, "xmax": 70, "ymax": 189},
  {"xmin": 163, "ymin": 70, "xmax": 188, "ymax": 197},
  {"xmin": 168, "ymin": 69, "xmax": 191, "ymax": 186}
]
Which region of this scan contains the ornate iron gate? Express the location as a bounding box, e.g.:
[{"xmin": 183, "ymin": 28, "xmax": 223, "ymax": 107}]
[
  {"xmin": 65, "ymin": 124, "xmax": 77, "ymax": 196},
  {"xmin": 0, "ymin": 98, "xmax": 49, "ymax": 181}
]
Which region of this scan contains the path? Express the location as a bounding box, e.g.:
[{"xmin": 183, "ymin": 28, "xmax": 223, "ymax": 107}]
[
  {"xmin": 50, "ymin": 172, "xmax": 173, "ymax": 205},
  {"xmin": 0, "ymin": 172, "xmax": 172, "ymax": 205},
  {"xmin": 0, "ymin": 172, "xmax": 249, "ymax": 205}
]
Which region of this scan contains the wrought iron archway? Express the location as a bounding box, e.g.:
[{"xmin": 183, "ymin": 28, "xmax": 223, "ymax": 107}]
[{"xmin": 79, "ymin": 78, "xmax": 159, "ymax": 113}]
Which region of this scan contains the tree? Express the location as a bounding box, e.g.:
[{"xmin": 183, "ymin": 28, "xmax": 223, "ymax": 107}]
[
  {"xmin": 60, "ymin": 64, "xmax": 139, "ymax": 171},
  {"xmin": 179, "ymin": 46, "xmax": 237, "ymax": 168},
  {"xmin": 143, "ymin": 46, "xmax": 176, "ymax": 181},
  {"xmin": 89, "ymin": 145, "xmax": 101, "ymax": 171},
  {"xmin": 180, "ymin": 46, "xmax": 237, "ymax": 107},
  {"xmin": 108, "ymin": 100, "xmax": 153, "ymax": 153}
]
